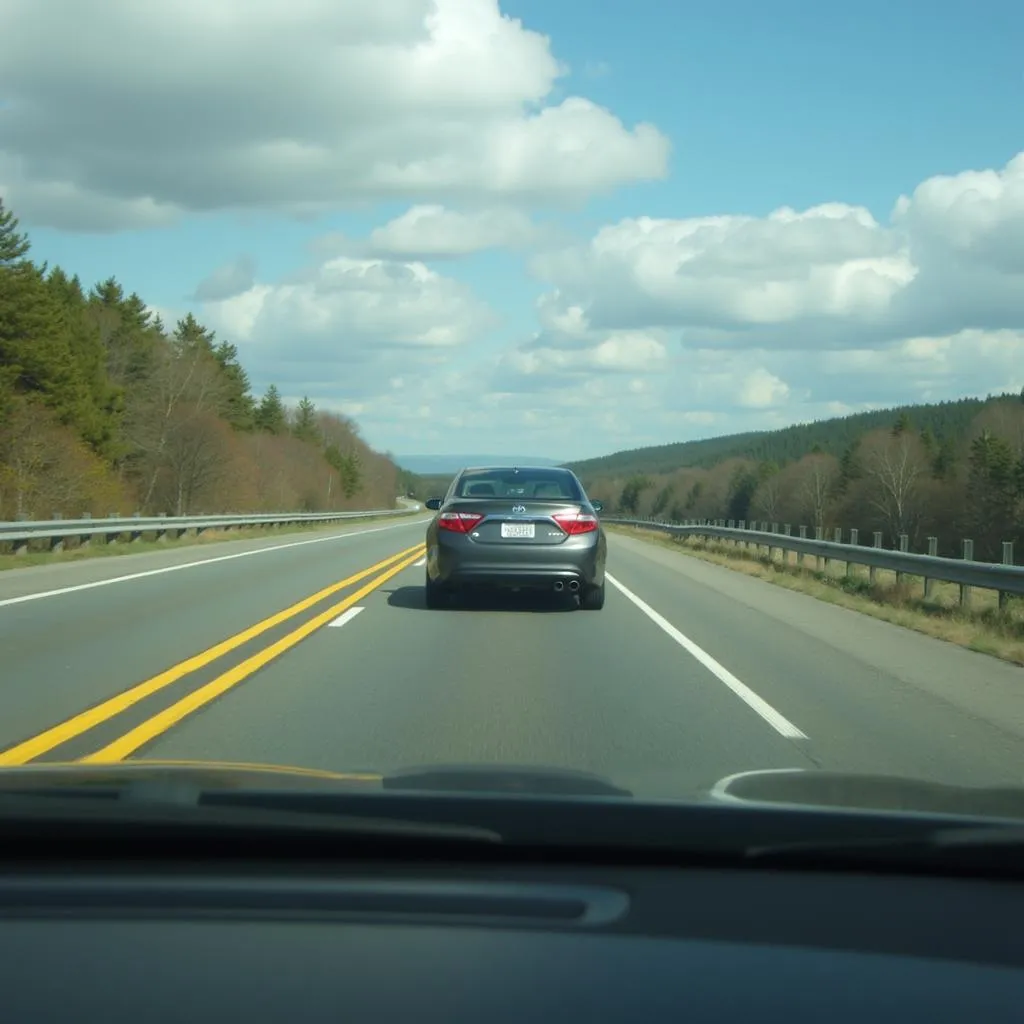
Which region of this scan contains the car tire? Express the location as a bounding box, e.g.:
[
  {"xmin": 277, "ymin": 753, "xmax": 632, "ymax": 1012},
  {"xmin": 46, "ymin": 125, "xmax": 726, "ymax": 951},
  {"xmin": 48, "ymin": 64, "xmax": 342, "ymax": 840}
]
[
  {"xmin": 424, "ymin": 571, "xmax": 447, "ymax": 609},
  {"xmin": 580, "ymin": 580, "xmax": 605, "ymax": 610}
]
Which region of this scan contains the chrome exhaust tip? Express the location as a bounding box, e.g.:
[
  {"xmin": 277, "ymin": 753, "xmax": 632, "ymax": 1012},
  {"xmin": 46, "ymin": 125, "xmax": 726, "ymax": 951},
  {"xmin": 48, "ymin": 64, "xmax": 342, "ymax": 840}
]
[
  {"xmin": 553, "ymin": 580, "xmax": 564, "ymax": 592},
  {"xmin": 568, "ymin": 579, "xmax": 580, "ymax": 592}
]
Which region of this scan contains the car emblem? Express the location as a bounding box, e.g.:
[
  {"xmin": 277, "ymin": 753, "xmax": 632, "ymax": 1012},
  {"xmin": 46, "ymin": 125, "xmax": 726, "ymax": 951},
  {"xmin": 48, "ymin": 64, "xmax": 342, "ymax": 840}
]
[{"xmin": 512, "ymin": 504, "xmax": 527, "ymax": 513}]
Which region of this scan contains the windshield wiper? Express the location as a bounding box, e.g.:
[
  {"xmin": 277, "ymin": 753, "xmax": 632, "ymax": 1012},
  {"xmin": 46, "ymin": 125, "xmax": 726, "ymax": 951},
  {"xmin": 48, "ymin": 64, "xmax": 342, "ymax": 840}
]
[{"xmin": 748, "ymin": 823, "xmax": 1024, "ymax": 874}]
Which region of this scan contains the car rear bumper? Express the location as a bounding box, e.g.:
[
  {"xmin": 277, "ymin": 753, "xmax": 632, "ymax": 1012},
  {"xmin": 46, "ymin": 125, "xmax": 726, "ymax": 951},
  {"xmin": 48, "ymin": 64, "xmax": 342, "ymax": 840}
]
[{"xmin": 428, "ymin": 533, "xmax": 604, "ymax": 590}]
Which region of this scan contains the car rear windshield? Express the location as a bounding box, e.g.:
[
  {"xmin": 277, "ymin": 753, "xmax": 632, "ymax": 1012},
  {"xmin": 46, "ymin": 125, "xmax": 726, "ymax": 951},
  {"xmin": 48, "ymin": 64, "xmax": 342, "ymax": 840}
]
[{"xmin": 454, "ymin": 469, "xmax": 583, "ymax": 501}]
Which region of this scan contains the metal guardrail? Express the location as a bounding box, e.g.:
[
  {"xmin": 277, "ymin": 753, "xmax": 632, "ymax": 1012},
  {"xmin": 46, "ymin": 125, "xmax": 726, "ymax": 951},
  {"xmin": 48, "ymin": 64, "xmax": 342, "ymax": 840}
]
[
  {"xmin": 0, "ymin": 507, "xmax": 418, "ymax": 554},
  {"xmin": 605, "ymin": 517, "xmax": 1024, "ymax": 605}
]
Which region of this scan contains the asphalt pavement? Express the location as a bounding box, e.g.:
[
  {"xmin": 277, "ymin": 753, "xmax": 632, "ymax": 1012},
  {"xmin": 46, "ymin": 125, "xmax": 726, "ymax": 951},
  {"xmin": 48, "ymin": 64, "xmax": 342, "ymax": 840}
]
[{"xmin": 1, "ymin": 517, "xmax": 1022, "ymax": 799}]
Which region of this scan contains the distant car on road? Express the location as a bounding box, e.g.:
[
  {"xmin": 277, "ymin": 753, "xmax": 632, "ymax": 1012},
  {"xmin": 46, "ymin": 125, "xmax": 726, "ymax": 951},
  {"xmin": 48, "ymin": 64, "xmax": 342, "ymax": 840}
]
[{"xmin": 423, "ymin": 465, "xmax": 607, "ymax": 610}]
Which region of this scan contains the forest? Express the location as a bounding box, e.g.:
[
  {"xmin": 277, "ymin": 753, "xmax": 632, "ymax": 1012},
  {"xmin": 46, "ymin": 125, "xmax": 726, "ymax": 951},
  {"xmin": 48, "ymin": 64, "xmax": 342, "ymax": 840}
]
[
  {"xmin": 577, "ymin": 401, "xmax": 1024, "ymax": 563},
  {"xmin": 0, "ymin": 199, "xmax": 415, "ymax": 521},
  {"xmin": 567, "ymin": 397, "xmax": 1006, "ymax": 477}
]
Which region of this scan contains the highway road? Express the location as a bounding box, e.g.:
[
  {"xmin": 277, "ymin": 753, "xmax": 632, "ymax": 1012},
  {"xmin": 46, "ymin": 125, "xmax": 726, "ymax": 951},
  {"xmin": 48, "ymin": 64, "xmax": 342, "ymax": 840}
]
[{"xmin": 1, "ymin": 515, "xmax": 1023, "ymax": 799}]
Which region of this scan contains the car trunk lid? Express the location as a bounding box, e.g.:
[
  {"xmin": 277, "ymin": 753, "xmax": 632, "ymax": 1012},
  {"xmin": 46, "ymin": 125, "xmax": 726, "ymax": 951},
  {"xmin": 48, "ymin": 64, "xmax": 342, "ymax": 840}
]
[{"xmin": 441, "ymin": 500, "xmax": 594, "ymax": 546}]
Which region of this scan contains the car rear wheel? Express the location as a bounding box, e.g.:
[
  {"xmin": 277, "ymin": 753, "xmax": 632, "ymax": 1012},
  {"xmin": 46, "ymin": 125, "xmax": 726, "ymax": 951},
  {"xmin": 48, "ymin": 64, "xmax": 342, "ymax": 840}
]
[
  {"xmin": 580, "ymin": 580, "xmax": 605, "ymax": 610},
  {"xmin": 424, "ymin": 570, "xmax": 447, "ymax": 609}
]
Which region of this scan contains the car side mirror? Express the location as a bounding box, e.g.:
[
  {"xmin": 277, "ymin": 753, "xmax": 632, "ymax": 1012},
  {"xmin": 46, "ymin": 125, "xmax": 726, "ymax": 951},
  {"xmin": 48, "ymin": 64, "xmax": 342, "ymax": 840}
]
[
  {"xmin": 425, "ymin": 497, "xmax": 442, "ymax": 511},
  {"xmin": 591, "ymin": 500, "xmax": 604, "ymax": 513}
]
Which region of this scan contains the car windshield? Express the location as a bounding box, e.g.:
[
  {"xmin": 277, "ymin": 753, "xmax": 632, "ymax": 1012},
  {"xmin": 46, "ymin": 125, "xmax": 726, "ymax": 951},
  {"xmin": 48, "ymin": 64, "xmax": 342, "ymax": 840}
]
[
  {"xmin": 1, "ymin": 0, "xmax": 1024, "ymax": 840},
  {"xmin": 454, "ymin": 470, "xmax": 583, "ymax": 501}
]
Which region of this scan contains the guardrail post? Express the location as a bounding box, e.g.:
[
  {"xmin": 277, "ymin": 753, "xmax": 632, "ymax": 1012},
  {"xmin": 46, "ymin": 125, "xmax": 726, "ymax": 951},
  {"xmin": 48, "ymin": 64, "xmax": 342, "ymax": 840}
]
[
  {"xmin": 1000, "ymin": 542, "xmax": 1014, "ymax": 610},
  {"xmin": 130, "ymin": 511, "xmax": 143, "ymax": 544},
  {"xmin": 106, "ymin": 512, "xmax": 120, "ymax": 546},
  {"xmin": 960, "ymin": 539, "xmax": 974, "ymax": 608},
  {"xmin": 924, "ymin": 537, "xmax": 938, "ymax": 599},
  {"xmin": 814, "ymin": 527, "xmax": 824, "ymax": 571},
  {"xmin": 845, "ymin": 528, "xmax": 858, "ymax": 579},
  {"xmin": 827, "ymin": 527, "xmax": 839, "ymax": 575},
  {"xmin": 896, "ymin": 534, "xmax": 909, "ymax": 585},
  {"xmin": 870, "ymin": 532, "xmax": 882, "ymax": 584}
]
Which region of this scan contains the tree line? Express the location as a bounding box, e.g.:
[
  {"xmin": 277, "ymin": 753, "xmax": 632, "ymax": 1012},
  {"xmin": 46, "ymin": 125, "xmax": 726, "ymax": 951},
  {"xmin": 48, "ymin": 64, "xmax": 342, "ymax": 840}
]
[
  {"xmin": 568, "ymin": 396, "xmax": 1004, "ymax": 478},
  {"xmin": 583, "ymin": 402, "xmax": 1024, "ymax": 563},
  {"xmin": 0, "ymin": 199, "xmax": 403, "ymax": 520}
]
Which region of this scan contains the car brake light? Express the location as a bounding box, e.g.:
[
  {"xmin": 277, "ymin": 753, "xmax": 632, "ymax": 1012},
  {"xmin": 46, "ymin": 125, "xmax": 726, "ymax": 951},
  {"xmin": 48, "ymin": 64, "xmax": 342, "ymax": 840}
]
[
  {"xmin": 553, "ymin": 512, "xmax": 598, "ymax": 535},
  {"xmin": 438, "ymin": 512, "xmax": 485, "ymax": 533}
]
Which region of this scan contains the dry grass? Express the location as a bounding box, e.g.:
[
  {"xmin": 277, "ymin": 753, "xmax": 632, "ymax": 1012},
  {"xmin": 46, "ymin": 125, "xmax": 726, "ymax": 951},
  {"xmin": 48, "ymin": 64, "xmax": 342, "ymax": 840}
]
[
  {"xmin": 610, "ymin": 524, "xmax": 1024, "ymax": 667},
  {"xmin": 0, "ymin": 514, "xmax": 402, "ymax": 571}
]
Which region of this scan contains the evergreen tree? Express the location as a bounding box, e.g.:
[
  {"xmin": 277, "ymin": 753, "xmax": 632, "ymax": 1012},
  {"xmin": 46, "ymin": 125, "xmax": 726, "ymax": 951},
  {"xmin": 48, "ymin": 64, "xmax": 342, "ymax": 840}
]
[
  {"xmin": 292, "ymin": 396, "xmax": 320, "ymax": 443},
  {"xmin": 892, "ymin": 411, "xmax": 912, "ymax": 436},
  {"xmin": 255, "ymin": 384, "xmax": 287, "ymax": 434},
  {"xmin": 213, "ymin": 341, "xmax": 255, "ymax": 430},
  {"xmin": 967, "ymin": 431, "xmax": 1016, "ymax": 558},
  {"xmin": 933, "ymin": 436, "xmax": 957, "ymax": 479}
]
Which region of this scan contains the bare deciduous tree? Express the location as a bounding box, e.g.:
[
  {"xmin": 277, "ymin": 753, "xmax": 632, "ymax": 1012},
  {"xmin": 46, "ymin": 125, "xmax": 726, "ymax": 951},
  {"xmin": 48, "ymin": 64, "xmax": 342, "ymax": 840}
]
[{"xmin": 859, "ymin": 429, "xmax": 930, "ymax": 542}]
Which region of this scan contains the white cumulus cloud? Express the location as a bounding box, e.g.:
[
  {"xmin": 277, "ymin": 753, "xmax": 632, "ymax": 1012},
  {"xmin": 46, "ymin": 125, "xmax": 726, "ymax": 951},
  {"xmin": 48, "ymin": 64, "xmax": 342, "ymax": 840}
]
[
  {"xmin": 199, "ymin": 252, "xmax": 496, "ymax": 403},
  {"xmin": 0, "ymin": 0, "xmax": 669, "ymax": 231},
  {"xmin": 363, "ymin": 205, "xmax": 544, "ymax": 257},
  {"xmin": 737, "ymin": 368, "xmax": 791, "ymax": 409}
]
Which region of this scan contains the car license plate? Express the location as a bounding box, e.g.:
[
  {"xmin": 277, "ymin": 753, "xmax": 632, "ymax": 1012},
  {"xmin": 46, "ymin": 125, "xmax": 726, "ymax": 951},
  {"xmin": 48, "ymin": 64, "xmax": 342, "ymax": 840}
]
[{"xmin": 501, "ymin": 522, "xmax": 535, "ymax": 539}]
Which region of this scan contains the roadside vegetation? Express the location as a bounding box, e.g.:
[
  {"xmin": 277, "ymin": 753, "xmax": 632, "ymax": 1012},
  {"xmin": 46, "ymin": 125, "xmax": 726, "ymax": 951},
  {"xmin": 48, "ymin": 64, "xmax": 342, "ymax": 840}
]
[
  {"xmin": 578, "ymin": 402, "xmax": 1024, "ymax": 566},
  {"xmin": 0, "ymin": 199, "xmax": 421, "ymax": 523},
  {"xmin": 612, "ymin": 525, "xmax": 1024, "ymax": 667}
]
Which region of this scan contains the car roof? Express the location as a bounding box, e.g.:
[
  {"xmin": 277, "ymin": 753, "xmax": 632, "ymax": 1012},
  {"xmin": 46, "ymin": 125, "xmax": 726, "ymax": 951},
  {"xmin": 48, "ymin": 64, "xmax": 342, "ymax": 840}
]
[{"xmin": 458, "ymin": 465, "xmax": 572, "ymax": 474}]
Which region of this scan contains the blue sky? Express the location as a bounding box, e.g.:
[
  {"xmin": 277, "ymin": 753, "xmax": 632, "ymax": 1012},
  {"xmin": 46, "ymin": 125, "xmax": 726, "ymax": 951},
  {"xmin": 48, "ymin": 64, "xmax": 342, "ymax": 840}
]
[{"xmin": 5, "ymin": 0, "xmax": 1024, "ymax": 460}]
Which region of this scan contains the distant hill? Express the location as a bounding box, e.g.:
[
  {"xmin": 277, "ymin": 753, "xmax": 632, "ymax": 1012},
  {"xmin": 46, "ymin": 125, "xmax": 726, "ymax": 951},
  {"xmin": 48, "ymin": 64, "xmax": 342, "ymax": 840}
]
[
  {"xmin": 566, "ymin": 396, "xmax": 1012, "ymax": 479},
  {"xmin": 398, "ymin": 454, "xmax": 563, "ymax": 474}
]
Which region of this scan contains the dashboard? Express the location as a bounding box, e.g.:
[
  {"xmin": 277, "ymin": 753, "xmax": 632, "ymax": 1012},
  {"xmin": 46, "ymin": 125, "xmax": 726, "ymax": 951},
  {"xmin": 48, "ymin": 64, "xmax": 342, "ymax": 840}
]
[{"xmin": 3, "ymin": 857, "xmax": 1022, "ymax": 1022}]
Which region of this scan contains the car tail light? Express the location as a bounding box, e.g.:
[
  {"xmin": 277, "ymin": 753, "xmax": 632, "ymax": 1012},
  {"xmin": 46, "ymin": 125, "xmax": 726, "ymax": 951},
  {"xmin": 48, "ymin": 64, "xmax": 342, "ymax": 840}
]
[
  {"xmin": 553, "ymin": 512, "xmax": 599, "ymax": 535},
  {"xmin": 438, "ymin": 511, "xmax": 485, "ymax": 533}
]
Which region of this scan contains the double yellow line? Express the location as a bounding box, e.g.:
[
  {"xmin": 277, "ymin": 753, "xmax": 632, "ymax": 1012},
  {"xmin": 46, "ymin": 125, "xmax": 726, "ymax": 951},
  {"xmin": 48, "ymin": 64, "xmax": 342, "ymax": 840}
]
[{"xmin": 0, "ymin": 542, "xmax": 426, "ymax": 766}]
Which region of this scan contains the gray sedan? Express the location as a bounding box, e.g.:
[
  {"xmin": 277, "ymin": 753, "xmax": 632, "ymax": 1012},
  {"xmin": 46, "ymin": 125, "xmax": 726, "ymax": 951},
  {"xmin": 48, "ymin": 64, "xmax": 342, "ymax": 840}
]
[{"xmin": 423, "ymin": 466, "xmax": 607, "ymax": 610}]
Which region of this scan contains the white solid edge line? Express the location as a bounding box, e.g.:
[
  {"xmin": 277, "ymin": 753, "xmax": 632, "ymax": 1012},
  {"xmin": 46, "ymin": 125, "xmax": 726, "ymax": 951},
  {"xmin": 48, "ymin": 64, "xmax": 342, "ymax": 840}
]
[
  {"xmin": 413, "ymin": 557, "xmax": 426, "ymax": 567},
  {"xmin": 327, "ymin": 606, "xmax": 365, "ymax": 628},
  {"xmin": 0, "ymin": 519, "xmax": 423, "ymax": 609},
  {"xmin": 605, "ymin": 573, "xmax": 807, "ymax": 740}
]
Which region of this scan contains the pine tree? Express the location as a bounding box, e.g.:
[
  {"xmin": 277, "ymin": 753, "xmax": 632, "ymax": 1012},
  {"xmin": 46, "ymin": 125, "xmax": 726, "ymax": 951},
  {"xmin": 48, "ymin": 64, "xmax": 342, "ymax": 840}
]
[
  {"xmin": 0, "ymin": 203, "xmax": 90, "ymax": 432},
  {"xmin": 892, "ymin": 411, "xmax": 912, "ymax": 436},
  {"xmin": 255, "ymin": 384, "xmax": 287, "ymax": 435},
  {"xmin": 292, "ymin": 396, "xmax": 320, "ymax": 443},
  {"xmin": 0, "ymin": 199, "xmax": 30, "ymax": 267},
  {"xmin": 213, "ymin": 341, "xmax": 255, "ymax": 430},
  {"xmin": 967, "ymin": 431, "xmax": 1016, "ymax": 558},
  {"xmin": 933, "ymin": 436, "xmax": 957, "ymax": 479},
  {"xmin": 172, "ymin": 313, "xmax": 217, "ymax": 357}
]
